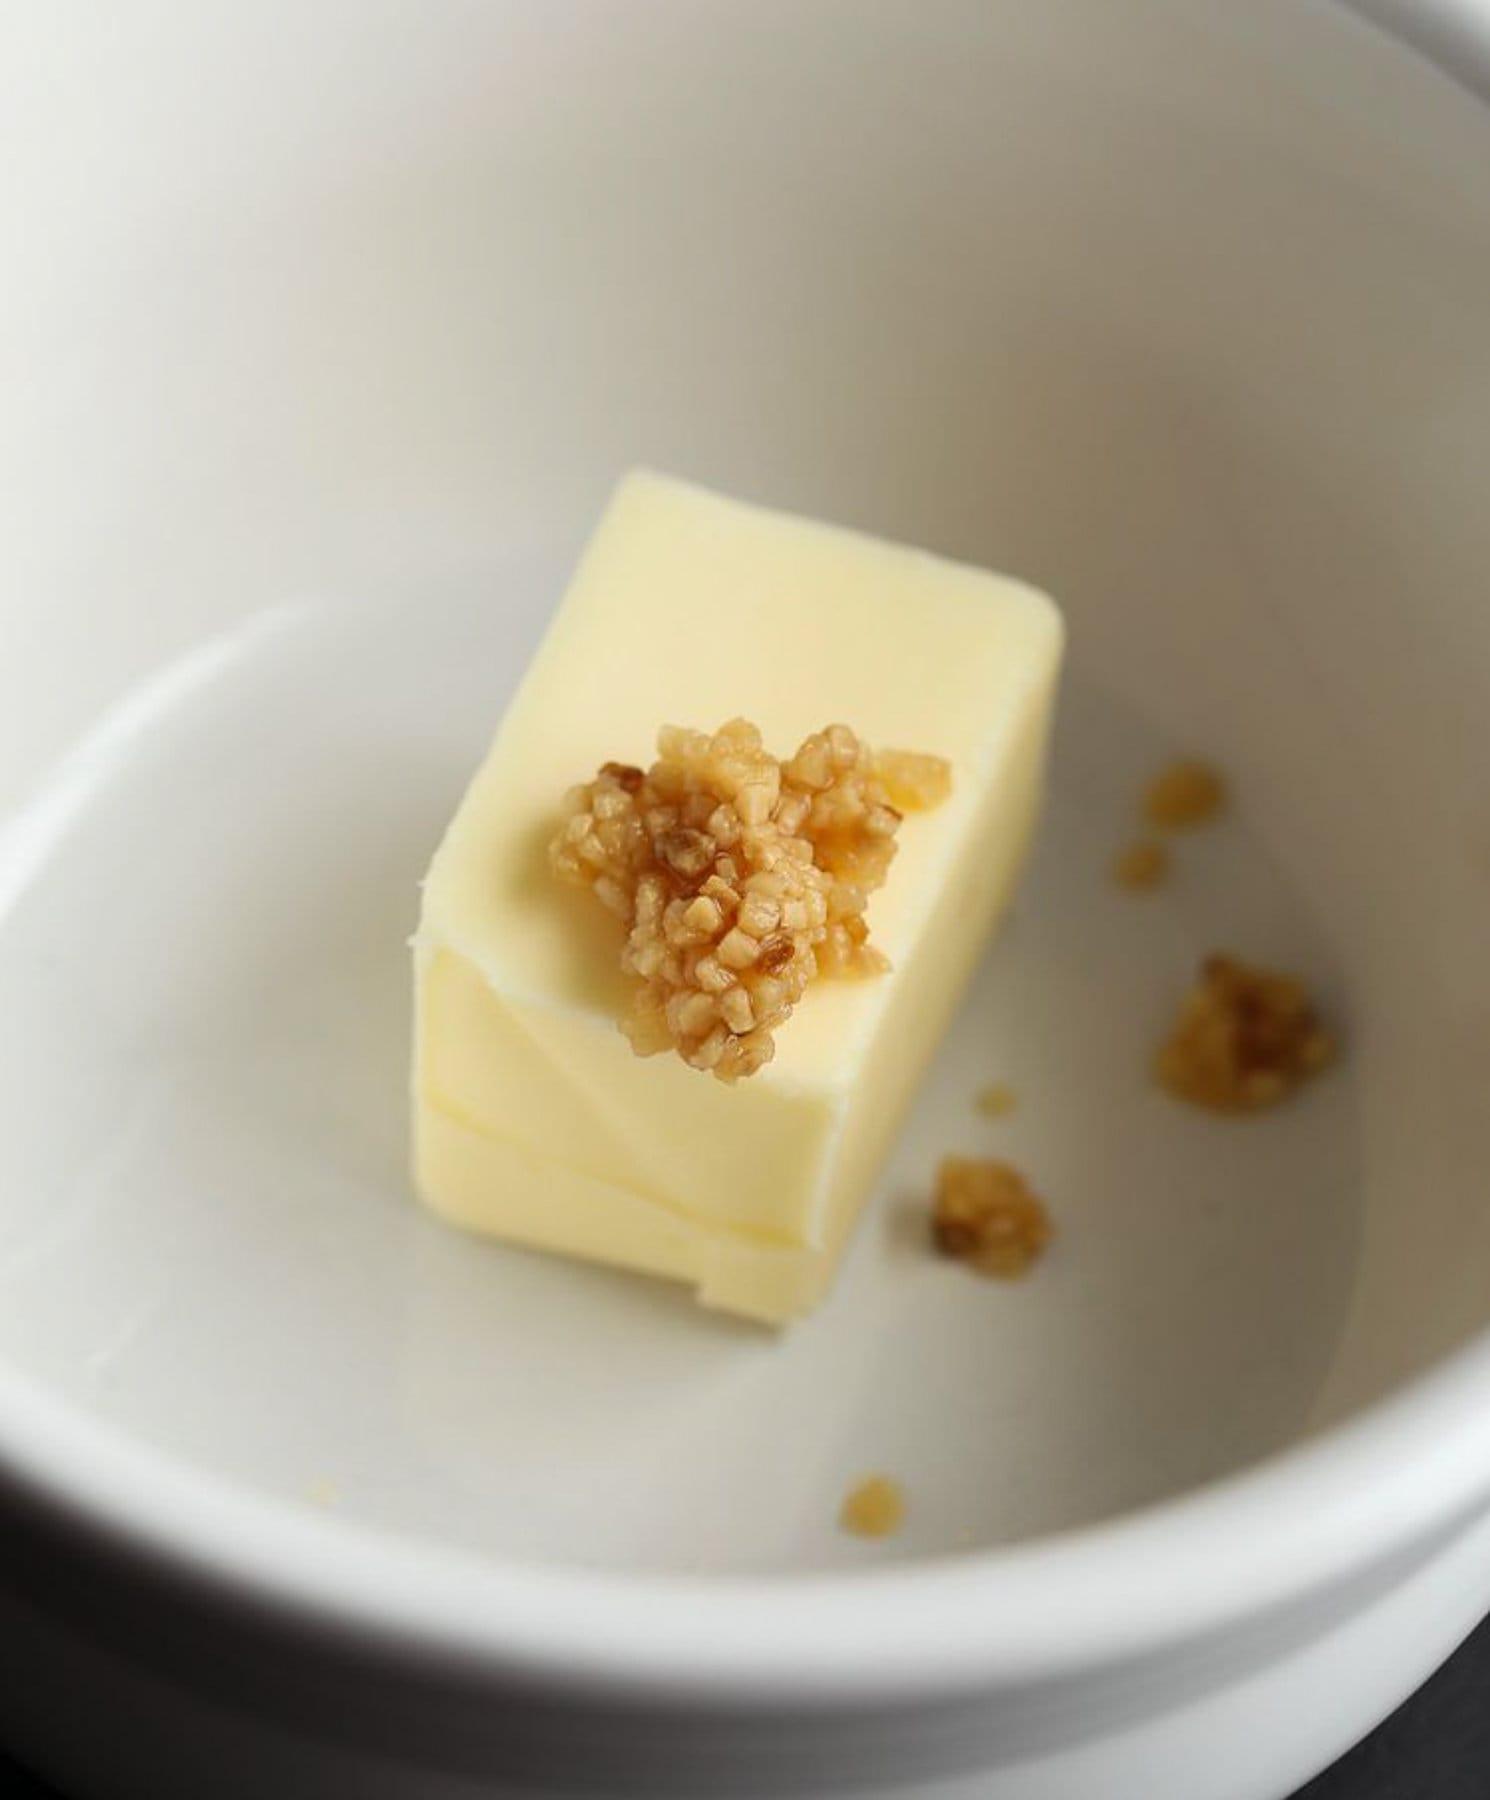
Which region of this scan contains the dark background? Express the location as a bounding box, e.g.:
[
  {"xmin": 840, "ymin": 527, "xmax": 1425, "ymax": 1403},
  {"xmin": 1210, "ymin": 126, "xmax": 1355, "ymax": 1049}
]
[{"xmin": 3, "ymin": 1612, "xmax": 1488, "ymax": 1798}]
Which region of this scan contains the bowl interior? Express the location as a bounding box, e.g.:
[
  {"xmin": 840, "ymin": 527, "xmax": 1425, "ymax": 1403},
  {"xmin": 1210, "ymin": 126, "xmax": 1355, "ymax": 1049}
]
[{"xmin": 1, "ymin": 0, "xmax": 1489, "ymax": 1578}]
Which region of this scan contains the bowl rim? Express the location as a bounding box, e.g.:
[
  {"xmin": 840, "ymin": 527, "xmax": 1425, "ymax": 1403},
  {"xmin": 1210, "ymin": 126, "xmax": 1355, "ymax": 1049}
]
[
  {"xmin": 1, "ymin": 1327, "xmax": 1489, "ymax": 1704},
  {"xmin": 5, "ymin": 0, "xmax": 1490, "ymax": 1716},
  {"xmin": 1341, "ymin": 0, "xmax": 1490, "ymax": 104}
]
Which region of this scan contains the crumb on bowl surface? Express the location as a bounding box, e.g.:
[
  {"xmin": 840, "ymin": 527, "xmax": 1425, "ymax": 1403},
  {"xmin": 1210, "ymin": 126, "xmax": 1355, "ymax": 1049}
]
[
  {"xmin": 1157, "ymin": 953, "xmax": 1335, "ymax": 1112},
  {"xmin": 932, "ymin": 1157, "xmax": 1053, "ymax": 1278},
  {"xmin": 549, "ymin": 719, "xmax": 950, "ymax": 1082},
  {"xmin": 1143, "ymin": 760, "xmax": 1226, "ymax": 830},
  {"xmin": 839, "ymin": 1475, "xmax": 906, "ymax": 1539}
]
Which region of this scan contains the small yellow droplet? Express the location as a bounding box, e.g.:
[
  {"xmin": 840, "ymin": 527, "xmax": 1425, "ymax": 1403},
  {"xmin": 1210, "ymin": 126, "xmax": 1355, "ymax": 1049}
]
[
  {"xmin": 975, "ymin": 1083, "xmax": 1018, "ymax": 1118},
  {"xmin": 839, "ymin": 1475, "xmax": 906, "ymax": 1539},
  {"xmin": 1111, "ymin": 839, "xmax": 1170, "ymax": 892},
  {"xmin": 1142, "ymin": 760, "xmax": 1226, "ymax": 830}
]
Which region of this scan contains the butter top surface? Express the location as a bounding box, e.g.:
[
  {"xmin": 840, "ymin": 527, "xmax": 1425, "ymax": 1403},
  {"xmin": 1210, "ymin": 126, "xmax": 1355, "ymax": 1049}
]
[{"xmin": 422, "ymin": 469, "xmax": 1062, "ymax": 1090}]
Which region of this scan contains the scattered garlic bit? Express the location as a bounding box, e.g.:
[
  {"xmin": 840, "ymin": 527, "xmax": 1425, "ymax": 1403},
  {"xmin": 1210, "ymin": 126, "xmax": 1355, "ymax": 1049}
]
[
  {"xmin": 975, "ymin": 1083, "xmax": 1018, "ymax": 1118},
  {"xmin": 1157, "ymin": 953, "xmax": 1336, "ymax": 1113},
  {"xmin": 839, "ymin": 1475, "xmax": 906, "ymax": 1539},
  {"xmin": 1111, "ymin": 838, "xmax": 1170, "ymax": 892},
  {"xmin": 876, "ymin": 748, "xmax": 953, "ymax": 812},
  {"xmin": 932, "ymin": 1157, "xmax": 1053, "ymax": 1278},
  {"xmin": 1143, "ymin": 760, "xmax": 1226, "ymax": 830},
  {"xmin": 550, "ymin": 719, "xmax": 951, "ymax": 1082}
]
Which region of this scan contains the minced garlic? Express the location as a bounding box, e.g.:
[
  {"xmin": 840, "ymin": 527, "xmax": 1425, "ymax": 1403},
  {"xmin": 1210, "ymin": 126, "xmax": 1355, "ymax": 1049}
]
[
  {"xmin": 551, "ymin": 718, "xmax": 950, "ymax": 1081},
  {"xmin": 1157, "ymin": 953, "xmax": 1335, "ymax": 1112},
  {"xmin": 932, "ymin": 1157, "xmax": 1053, "ymax": 1278}
]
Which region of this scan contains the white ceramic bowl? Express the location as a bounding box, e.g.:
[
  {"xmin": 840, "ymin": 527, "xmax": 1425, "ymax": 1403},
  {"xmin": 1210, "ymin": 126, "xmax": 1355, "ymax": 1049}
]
[{"xmin": 2, "ymin": 4, "xmax": 1490, "ymax": 1796}]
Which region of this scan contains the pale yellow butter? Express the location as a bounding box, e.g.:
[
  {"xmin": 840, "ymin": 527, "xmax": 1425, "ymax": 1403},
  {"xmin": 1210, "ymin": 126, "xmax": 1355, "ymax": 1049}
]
[{"xmin": 413, "ymin": 471, "xmax": 1063, "ymax": 1323}]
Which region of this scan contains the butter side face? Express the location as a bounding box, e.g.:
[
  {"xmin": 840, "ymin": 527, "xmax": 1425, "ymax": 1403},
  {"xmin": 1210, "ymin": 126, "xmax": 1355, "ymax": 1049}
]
[{"xmin": 413, "ymin": 470, "xmax": 1064, "ymax": 1323}]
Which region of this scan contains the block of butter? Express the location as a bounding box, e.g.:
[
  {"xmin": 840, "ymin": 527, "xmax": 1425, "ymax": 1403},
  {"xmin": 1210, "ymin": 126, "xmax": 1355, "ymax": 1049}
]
[{"xmin": 413, "ymin": 471, "xmax": 1063, "ymax": 1324}]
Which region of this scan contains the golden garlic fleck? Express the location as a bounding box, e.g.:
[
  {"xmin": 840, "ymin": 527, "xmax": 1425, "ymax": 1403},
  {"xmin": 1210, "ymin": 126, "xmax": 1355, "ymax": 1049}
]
[
  {"xmin": 932, "ymin": 1157, "xmax": 1053, "ymax": 1278},
  {"xmin": 550, "ymin": 719, "xmax": 951, "ymax": 1081},
  {"xmin": 1157, "ymin": 953, "xmax": 1335, "ymax": 1113},
  {"xmin": 875, "ymin": 750, "xmax": 953, "ymax": 813}
]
